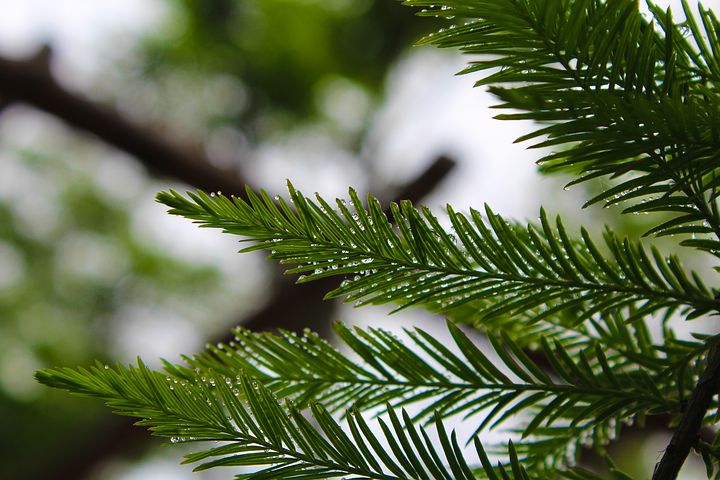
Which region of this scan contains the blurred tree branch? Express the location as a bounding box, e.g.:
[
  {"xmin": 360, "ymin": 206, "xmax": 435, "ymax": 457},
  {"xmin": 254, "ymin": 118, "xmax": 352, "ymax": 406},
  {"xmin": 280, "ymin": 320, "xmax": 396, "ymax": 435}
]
[{"xmin": 0, "ymin": 47, "xmax": 248, "ymax": 195}]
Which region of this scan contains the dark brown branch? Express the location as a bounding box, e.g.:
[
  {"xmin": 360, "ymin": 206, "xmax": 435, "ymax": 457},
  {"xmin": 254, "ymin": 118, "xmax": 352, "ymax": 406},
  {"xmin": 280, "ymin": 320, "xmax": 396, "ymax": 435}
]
[
  {"xmin": 378, "ymin": 155, "xmax": 455, "ymax": 207},
  {"xmin": 652, "ymin": 345, "xmax": 720, "ymax": 479},
  {"xmin": 0, "ymin": 49, "xmax": 249, "ymax": 196}
]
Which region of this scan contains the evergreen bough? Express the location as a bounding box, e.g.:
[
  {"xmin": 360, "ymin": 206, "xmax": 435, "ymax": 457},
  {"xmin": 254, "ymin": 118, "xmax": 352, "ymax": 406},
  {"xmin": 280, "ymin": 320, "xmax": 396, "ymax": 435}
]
[{"xmin": 36, "ymin": 0, "xmax": 720, "ymax": 478}]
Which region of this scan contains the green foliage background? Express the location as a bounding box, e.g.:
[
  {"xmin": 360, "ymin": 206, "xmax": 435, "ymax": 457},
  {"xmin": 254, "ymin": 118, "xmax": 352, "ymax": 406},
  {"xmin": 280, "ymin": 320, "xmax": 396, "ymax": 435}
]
[{"xmin": 0, "ymin": 148, "xmax": 225, "ymax": 477}]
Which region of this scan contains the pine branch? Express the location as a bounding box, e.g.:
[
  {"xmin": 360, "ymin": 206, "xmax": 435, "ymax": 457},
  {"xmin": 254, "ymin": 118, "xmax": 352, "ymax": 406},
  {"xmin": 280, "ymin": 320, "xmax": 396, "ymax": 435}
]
[
  {"xmin": 132, "ymin": 320, "xmax": 683, "ymax": 470},
  {"xmin": 36, "ymin": 320, "xmax": 668, "ymax": 477},
  {"xmin": 196, "ymin": 321, "xmax": 676, "ymax": 424},
  {"xmin": 35, "ymin": 358, "xmax": 525, "ymax": 479},
  {"xmin": 156, "ymin": 184, "xmax": 718, "ymax": 328},
  {"xmin": 409, "ymin": 0, "xmax": 720, "ymax": 252},
  {"xmin": 155, "ymin": 165, "xmax": 720, "ymax": 475}
]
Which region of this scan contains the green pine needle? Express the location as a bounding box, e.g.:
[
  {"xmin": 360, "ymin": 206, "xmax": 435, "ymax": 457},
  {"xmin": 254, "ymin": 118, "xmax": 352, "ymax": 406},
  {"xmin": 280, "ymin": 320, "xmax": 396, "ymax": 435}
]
[{"xmin": 35, "ymin": 0, "xmax": 720, "ymax": 476}]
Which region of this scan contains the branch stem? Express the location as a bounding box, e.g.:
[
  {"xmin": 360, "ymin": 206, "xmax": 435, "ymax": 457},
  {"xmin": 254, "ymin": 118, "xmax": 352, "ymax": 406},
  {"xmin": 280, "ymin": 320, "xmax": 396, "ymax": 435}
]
[{"xmin": 653, "ymin": 345, "xmax": 720, "ymax": 479}]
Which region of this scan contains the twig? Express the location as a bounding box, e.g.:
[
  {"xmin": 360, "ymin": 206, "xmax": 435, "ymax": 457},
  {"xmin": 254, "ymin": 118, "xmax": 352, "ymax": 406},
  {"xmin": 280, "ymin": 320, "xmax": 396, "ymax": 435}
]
[{"xmin": 652, "ymin": 345, "xmax": 720, "ymax": 479}]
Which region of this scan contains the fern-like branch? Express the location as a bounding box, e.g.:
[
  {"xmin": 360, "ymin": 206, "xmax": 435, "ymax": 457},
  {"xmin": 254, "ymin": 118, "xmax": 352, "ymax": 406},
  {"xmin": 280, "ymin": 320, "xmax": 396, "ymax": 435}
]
[
  {"xmin": 108, "ymin": 320, "xmax": 682, "ymax": 469},
  {"xmin": 157, "ymin": 185, "xmax": 718, "ymax": 327},
  {"xmin": 36, "ymin": 327, "xmax": 670, "ymax": 477},
  {"xmin": 36, "ymin": 358, "xmax": 535, "ymax": 479},
  {"xmin": 409, "ymin": 0, "xmax": 720, "ymax": 251},
  {"xmin": 194, "ymin": 321, "xmax": 675, "ymax": 420}
]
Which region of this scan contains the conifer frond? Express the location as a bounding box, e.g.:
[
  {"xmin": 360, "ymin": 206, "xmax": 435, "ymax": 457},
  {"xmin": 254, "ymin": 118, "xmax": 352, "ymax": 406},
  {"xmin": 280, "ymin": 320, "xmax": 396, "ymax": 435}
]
[
  {"xmin": 178, "ymin": 321, "xmax": 677, "ymax": 436},
  {"xmin": 408, "ymin": 0, "xmax": 720, "ymax": 249},
  {"xmin": 35, "ymin": 358, "xmax": 525, "ymax": 479},
  {"xmin": 36, "ymin": 318, "xmax": 680, "ymax": 476},
  {"xmin": 157, "ymin": 185, "xmax": 718, "ymax": 328},
  {"xmin": 171, "ymin": 320, "xmax": 691, "ymax": 470}
]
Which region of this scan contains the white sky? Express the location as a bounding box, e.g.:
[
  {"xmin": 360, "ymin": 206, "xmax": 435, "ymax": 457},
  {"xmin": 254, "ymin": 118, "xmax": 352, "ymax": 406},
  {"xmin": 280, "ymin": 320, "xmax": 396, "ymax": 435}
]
[{"xmin": 0, "ymin": 1, "xmax": 165, "ymax": 58}]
